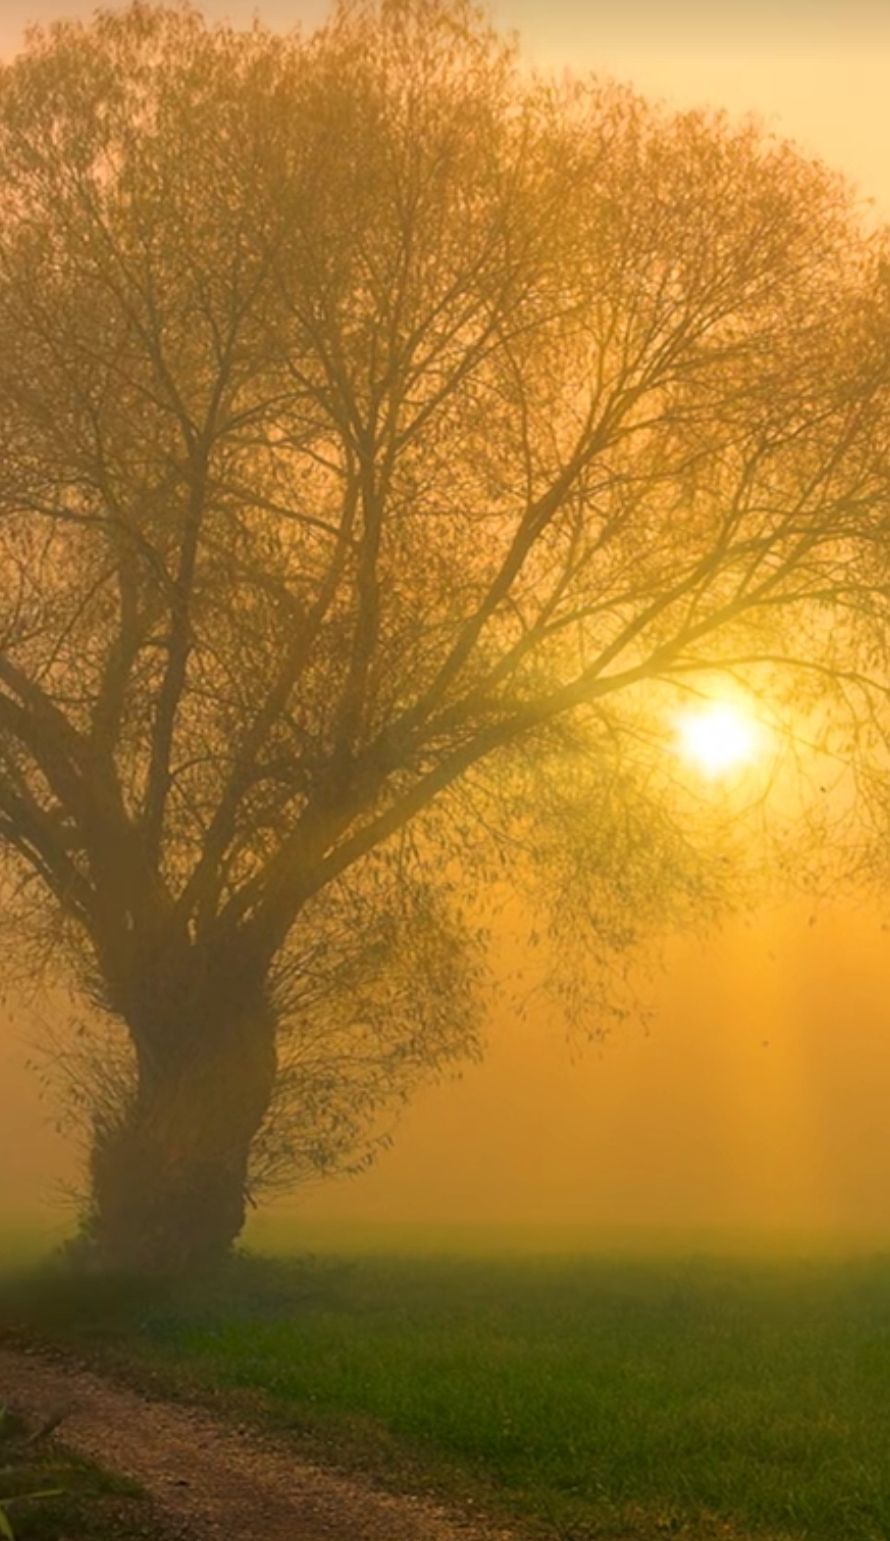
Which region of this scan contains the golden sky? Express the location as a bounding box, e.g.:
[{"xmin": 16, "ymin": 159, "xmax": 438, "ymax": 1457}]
[{"xmin": 2, "ymin": 0, "xmax": 890, "ymax": 1247}]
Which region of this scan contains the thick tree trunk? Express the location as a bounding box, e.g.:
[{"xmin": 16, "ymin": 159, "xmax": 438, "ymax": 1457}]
[{"xmin": 86, "ymin": 992, "xmax": 277, "ymax": 1275}]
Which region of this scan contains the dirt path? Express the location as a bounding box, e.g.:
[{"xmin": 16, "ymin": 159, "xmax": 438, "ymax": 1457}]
[{"xmin": 0, "ymin": 1344, "xmax": 518, "ymax": 1541}]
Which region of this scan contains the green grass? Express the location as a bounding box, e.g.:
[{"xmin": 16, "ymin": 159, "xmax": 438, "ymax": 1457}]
[
  {"xmin": 7, "ymin": 1248, "xmax": 890, "ymax": 1540},
  {"xmin": 0, "ymin": 1404, "xmax": 146, "ymax": 1540}
]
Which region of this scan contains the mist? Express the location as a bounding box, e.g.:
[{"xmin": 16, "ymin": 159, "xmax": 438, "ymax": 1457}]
[
  {"xmin": 5, "ymin": 896, "xmax": 889, "ymax": 1254},
  {"xmin": 0, "ymin": 7, "xmax": 889, "ymax": 1541}
]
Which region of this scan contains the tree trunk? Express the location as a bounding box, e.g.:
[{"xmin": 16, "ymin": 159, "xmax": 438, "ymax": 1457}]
[{"xmin": 86, "ymin": 992, "xmax": 277, "ymax": 1275}]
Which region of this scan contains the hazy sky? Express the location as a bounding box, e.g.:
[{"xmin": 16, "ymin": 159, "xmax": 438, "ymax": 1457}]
[{"xmin": 2, "ymin": 0, "xmax": 890, "ymax": 1246}]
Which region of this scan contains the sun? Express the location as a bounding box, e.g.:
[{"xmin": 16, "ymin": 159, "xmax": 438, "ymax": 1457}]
[{"xmin": 674, "ymin": 700, "xmax": 765, "ymax": 778}]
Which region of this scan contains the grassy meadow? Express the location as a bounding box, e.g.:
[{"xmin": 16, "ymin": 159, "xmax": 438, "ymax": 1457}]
[
  {"xmin": 0, "ymin": 1403, "xmax": 147, "ymax": 1540},
  {"xmin": 5, "ymin": 1235, "xmax": 890, "ymax": 1541}
]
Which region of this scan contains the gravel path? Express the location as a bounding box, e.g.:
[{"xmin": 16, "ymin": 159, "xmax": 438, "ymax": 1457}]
[{"xmin": 0, "ymin": 1344, "xmax": 518, "ymax": 1541}]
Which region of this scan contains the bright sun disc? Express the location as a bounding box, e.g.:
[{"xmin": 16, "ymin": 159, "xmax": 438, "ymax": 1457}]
[{"xmin": 674, "ymin": 701, "xmax": 763, "ymax": 777}]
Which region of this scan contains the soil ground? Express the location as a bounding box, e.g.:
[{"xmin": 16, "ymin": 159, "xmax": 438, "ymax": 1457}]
[{"xmin": 0, "ymin": 1344, "xmax": 519, "ymax": 1541}]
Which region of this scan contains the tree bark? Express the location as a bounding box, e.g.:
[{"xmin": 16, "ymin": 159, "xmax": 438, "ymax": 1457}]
[{"xmin": 85, "ymin": 992, "xmax": 277, "ymax": 1275}]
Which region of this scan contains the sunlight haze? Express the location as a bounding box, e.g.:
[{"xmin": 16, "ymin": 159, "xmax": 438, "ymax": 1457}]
[{"xmin": 2, "ymin": 0, "xmax": 889, "ymax": 1250}]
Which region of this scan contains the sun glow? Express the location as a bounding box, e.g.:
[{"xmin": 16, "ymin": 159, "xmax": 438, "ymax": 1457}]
[{"xmin": 674, "ymin": 700, "xmax": 766, "ymax": 778}]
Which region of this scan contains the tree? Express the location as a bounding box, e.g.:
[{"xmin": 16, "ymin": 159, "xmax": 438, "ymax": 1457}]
[{"xmin": 0, "ymin": 0, "xmax": 886, "ymax": 1271}]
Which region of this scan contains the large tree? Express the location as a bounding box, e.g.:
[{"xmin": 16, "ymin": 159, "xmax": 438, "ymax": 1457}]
[{"xmin": 0, "ymin": 0, "xmax": 887, "ymax": 1270}]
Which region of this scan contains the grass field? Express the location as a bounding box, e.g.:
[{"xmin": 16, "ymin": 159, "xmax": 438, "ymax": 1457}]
[
  {"xmin": 0, "ymin": 1402, "xmax": 147, "ymax": 1540},
  {"xmin": 5, "ymin": 1243, "xmax": 890, "ymax": 1540}
]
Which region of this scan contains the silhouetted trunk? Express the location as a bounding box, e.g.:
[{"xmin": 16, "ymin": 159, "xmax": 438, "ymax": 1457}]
[{"xmin": 87, "ymin": 992, "xmax": 277, "ymax": 1275}]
